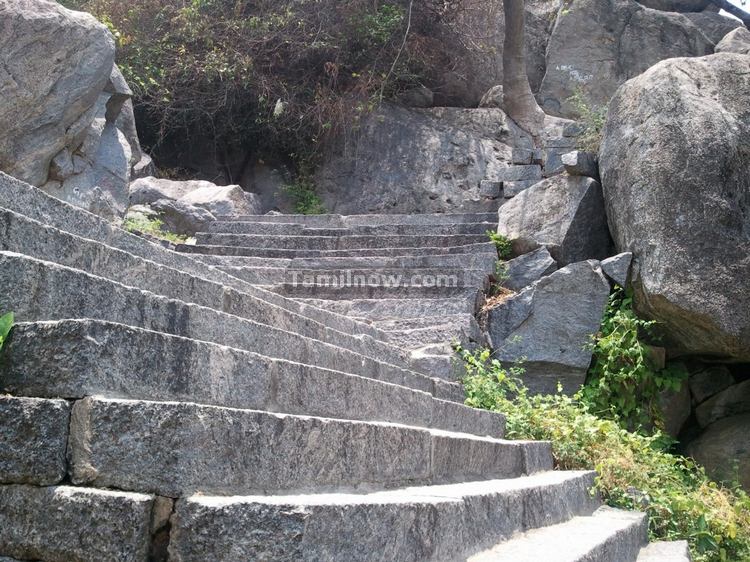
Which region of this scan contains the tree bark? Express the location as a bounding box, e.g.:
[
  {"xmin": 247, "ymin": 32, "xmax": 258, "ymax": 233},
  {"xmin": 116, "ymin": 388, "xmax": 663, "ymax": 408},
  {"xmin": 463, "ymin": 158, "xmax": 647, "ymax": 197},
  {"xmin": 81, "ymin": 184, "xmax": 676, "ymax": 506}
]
[
  {"xmin": 502, "ymin": 0, "xmax": 546, "ymax": 138},
  {"xmin": 711, "ymin": 0, "xmax": 750, "ymax": 29}
]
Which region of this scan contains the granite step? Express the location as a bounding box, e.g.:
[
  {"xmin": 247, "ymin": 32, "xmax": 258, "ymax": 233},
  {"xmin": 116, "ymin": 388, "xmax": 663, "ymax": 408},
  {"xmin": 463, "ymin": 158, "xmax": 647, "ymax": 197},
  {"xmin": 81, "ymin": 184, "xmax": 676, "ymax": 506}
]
[
  {"xmin": 67, "ymin": 396, "xmax": 552, "ymax": 498},
  {"xmin": 1, "ymin": 320, "xmax": 497, "ymax": 434},
  {"xmin": 0, "ymin": 172, "xmax": 395, "ymax": 344},
  {"xmin": 297, "ymin": 297, "xmax": 479, "ymax": 321},
  {"xmin": 178, "ymin": 241, "xmax": 498, "ymax": 259},
  {"xmin": 0, "ymin": 252, "xmax": 462, "ymax": 390},
  {"xmin": 194, "ymin": 232, "xmax": 490, "ymax": 250},
  {"xmin": 469, "ymin": 507, "xmax": 648, "ymax": 562},
  {"xmin": 168, "ymin": 470, "xmax": 599, "ymax": 561},
  {"xmin": 636, "ymin": 541, "xmax": 692, "ymax": 561},
  {"xmin": 273, "ymin": 282, "xmax": 483, "ymax": 302},
  {"xmin": 0, "ymin": 206, "xmax": 416, "ymax": 373},
  {"xmin": 216, "ymin": 212, "xmax": 500, "ymax": 226},
  {"xmin": 207, "ymin": 221, "xmax": 497, "ymax": 236}
]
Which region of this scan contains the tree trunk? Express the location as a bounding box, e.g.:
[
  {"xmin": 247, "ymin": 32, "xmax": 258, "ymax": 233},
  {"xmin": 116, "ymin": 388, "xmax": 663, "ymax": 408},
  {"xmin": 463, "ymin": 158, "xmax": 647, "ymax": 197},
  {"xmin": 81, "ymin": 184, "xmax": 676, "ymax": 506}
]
[
  {"xmin": 711, "ymin": 0, "xmax": 750, "ymax": 29},
  {"xmin": 502, "ymin": 0, "xmax": 546, "ymax": 138}
]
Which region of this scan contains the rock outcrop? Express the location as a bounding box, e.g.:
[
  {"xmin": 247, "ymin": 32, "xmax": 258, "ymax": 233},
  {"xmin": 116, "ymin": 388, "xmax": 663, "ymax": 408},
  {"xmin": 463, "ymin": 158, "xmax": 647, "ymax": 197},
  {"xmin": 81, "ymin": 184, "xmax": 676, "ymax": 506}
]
[
  {"xmin": 497, "ymin": 175, "xmax": 612, "ymax": 266},
  {"xmin": 716, "ymin": 26, "xmax": 750, "ymax": 54},
  {"xmin": 538, "ymin": 0, "xmax": 715, "ymax": 117},
  {"xmin": 599, "ymin": 53, "xmax": 750, "ymax": 361},
  {"xmin": 317, "ymin": 104, "xmax": 532, "ymax": 214},
  {"xmin": 686, "ymin": 413, "xmax": 750, "ymax": 490}
]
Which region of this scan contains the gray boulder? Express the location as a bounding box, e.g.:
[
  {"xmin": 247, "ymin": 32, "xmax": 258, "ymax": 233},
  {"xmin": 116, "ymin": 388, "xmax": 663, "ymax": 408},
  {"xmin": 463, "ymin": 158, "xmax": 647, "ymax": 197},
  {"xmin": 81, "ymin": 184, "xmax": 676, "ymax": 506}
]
[
  {"xmin": 486, "ymin": 260, "xmax": 610, "ymax": 395},
  {"xmin": 600, "ymin": 252, "xmax": 633, "ymax": 288},
  {"xmin": 151, "ymin": 199, "xmax": 216, "ymax": 236},
  {"xmin": 686, "ymin": 414, "xmax": 750, "ymax": 490},
  {"xmin": 130, "ymin": 177, "xmax": 211, "ymax": 206},
  {"xmin": 562, "ymin": 151, "xmax": 599, "ymax": 180},
  {"xmin": 479, "ymin": 86, "xmax": 505, "ymax": 109},
  {"xmin": 689, "ymin": 365, "xmax": 735, "ymax": 405},
  {"xmin": 501, "ymin": 247, "xmax": 558, "ymax": 291},
  {"xmin": 716, "ymin": 26, "xmax": 750, "ymax": 54},
  {"xmin": 497, "ymin": 175, "xmax": 612, "ymax": 266},
  {"xmin": 538, "ymin": 0, "xmax": 713, "ymax": 117},
  {"xmin": 0, "ymin": 0, "xmax": 115, "ymax": 186},
  {"xmin": 599, "ymin": 53, "xmax": 750, "ymax": 361},
  {"xmin": 317, "ymin": 104, "xmax": 532, "ymax": 214},
  {"xmin": 181, "ymin": 184, "xmax": 262, "ymax": 217},
  {"xmin": 658, "ymin": 381, "xmax": 691, "ymax": 438},
  {"xmin": 695, "ymin": 380, "xmax": 750, "ymax": 429},
  {"xmin": 636, "ymin": 0, "xmax": 712, "ymax": 10},
  {"xmin": 683, "ymin": 11, "xmax": 742, "ymax": 45}
]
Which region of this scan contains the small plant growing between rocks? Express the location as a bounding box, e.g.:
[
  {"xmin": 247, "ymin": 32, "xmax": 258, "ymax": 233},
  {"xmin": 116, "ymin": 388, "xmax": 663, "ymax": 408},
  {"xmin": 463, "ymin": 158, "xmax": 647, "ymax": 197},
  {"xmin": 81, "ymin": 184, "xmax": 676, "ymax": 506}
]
[
  {"xmin": 457, "ymin": 346, "xmax": 750, "ymax": 562},
  {"xmin": 123, "ymin": 216, "xmax": 189, "ymax": 245},
  {"xmin": 0, "ymin": 311, "xmax": 14, "ymax": 352},
  {"xmin": 568, "ymin": 88, "xmax": 607, "ymax": 153},
  {"xmin": 282, "ymin": 176, "xmax": 327, "ymax": 215},
  {"xmin": 486, "ymin": 231, "xmax": 512, "ymax": 260}
]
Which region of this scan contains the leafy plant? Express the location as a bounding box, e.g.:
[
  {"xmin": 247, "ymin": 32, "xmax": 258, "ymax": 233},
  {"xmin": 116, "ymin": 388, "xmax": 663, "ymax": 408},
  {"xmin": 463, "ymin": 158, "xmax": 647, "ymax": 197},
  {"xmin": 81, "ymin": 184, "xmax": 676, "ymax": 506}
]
[
  {"xmin": 458, "ymin": 346, "xmax": 750, "ymax": 562},
  {"xmin": 122, "ymin": 216, "xmax": 189, "ymax": 244},
  {"xmin": 580, "ymin": 288, "xmax": 688, "ymax": 431},
  {"xmin": 486, "ymin": 231, "xmax": 512, "ymax": 260},
  {"xmin": 568, "ymin": 88, "xmax": 607, "ymax": 153},
  {"xmin": 0, "ymin": 311, "xmax": 13, "ymax": 352},
  {"xmin": 282, "ymin": 177, "xmax": 327, "ymax": 215}
]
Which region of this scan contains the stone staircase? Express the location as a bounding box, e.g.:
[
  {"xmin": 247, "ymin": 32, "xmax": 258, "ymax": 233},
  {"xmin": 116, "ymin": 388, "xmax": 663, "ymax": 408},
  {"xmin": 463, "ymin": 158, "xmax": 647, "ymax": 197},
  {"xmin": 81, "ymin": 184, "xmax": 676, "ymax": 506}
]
[{"xmin": 0, "ymin": 171, "xmax": 688, "ymax": 561}]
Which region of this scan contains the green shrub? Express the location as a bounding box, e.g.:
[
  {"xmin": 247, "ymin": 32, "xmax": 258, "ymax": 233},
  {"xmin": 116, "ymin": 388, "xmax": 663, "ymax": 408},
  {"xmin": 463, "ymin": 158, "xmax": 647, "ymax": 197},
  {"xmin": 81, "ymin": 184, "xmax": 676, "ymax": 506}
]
[
  {"xmin": 0, "ymin": 311, "xmax": 13, "ymax": 352},
  {"xmin": 568, "ymin": 88, "xmax": 607, "ymax": 153},
  {"xmin": 123, "ymin": 216, "xmax": 189, "ymax": 244},
  {"xmin": 282, "ymin": 176, "xmax": 327, "ymax": 215},
  {"xmin": 458, "ymin": 347, "xmax": 750, "ymax": 562},
  {"xmin": 580, "ymin": 288, "xmax": 688, "ymax": 431},
  {"xmin": 486, "ymin": 231, "xmax": 512, "ymax": 260}
]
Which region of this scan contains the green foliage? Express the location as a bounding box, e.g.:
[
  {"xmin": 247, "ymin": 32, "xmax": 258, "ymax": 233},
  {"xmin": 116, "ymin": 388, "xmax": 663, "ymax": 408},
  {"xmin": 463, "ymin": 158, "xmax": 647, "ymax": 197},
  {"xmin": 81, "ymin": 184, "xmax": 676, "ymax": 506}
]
[
  {"xmin": 0, "ymin": 311, "xmax": 14, "ymax": 352},
  {"xmin": 282, "ymin": 177, "xmax": 327, "ymax": 215},
  {"xmin": 486, "ymin": 231, "xmax": 512, "ymax": 260},
  {"xmin": 580, "ymin": 288, "xmax": 688, "ymax": 431},
  {"xmin": 122, "ymin": 216, "xmax": 189, "ymax": 244},
  {"xmin": 568, "ymin": 88, "xmax": 607, "ymax": 153},
  {"xmin": 458, "ymin": 347, "xmax": 750, "ymax": 562}
]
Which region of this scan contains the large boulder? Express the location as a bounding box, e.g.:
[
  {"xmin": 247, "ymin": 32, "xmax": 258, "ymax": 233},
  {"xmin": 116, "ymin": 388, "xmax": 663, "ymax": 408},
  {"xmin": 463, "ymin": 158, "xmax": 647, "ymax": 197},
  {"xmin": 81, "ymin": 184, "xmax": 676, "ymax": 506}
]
[
  {"xmin": 0, "ymin": 0, "xmax": 115, "ymax": 187},
  {"xmin": 486, "ymin": 260, "xmax": 611, "ymax": 395},
  {"xmin": 599, "ymin": 53, "xmax": 750, "ymax": 361},
  {"xmin": 538, "ymin": 0, "xmax": 713, "ymax": 117},
  {"xmin": 686, "ymin": 414, "xmax": 750, "ymax": 490},
  {"xmin": 497, "ymin": 175, "xmax": 612, "ymax": 266},
  {"xmin": 635, "ymin": 0, "xmax": 712, "ymax": 11},
  {"xmin": 716, "ymin": 27, "xmax": 750, "ymax": 54},
  {"xmin": 683, "ymin": 11, "xmax": 742, "ymax": 45},
  {"xmin": 317, "ymin": 104, "xmax": 532, "ymax": 214}
]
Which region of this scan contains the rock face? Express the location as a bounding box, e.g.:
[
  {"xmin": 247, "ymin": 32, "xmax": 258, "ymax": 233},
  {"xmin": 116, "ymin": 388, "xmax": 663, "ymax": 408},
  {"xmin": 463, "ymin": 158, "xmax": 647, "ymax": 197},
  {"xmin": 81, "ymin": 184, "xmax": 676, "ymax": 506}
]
[
  {"xmin": 317, "ymin": 104, "xmax": 532, "ymax": 214},
  {"xmin": 686, "ymin": 414, "xmax": 750, "ymax": 490},
  {"xmin": 599, "ymin": 53, "xmax": 750, "ymax": 361},
  {"xmin": 636, "ymin": 0, "xmax": 712, "ymax": 11},
  {"xmin": 716, "ymin": 27, "xmax": 750, "ymax": 54},
  {"xmin": 0, "ymin": 0, "xmax": 115, "ymax": 187},
  {"xmin": 497, "ymin": 175, "xmax": 612, "ymax": 266},
  {"xmin": 683, "ymin": 11, "xmax": 742, "ymax": 45},
  {"xmin": 539, "ymin": 0, "xmax": 714, "ymax": 117},
  {"xmin": 486, "ymin": 260, "xmax": 611, "ymax": 394}
]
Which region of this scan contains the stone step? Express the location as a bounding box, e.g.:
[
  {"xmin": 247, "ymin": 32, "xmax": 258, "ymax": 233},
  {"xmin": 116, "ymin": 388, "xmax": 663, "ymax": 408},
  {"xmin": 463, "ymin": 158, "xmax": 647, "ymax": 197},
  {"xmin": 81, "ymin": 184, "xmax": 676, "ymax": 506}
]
[
  {"xmin": 469, "ymin": 507, "xmax": 648, "ymax": 562},
  {"xmin": 195, "ymin": 252, "xmax": 499, "ymax": 271},
  {"xmin": 67, "ymin": 396, "xmax": 552, "ymax": 498},
  {"xmin": 0, "ymin": 252, "xmax": 461, "ymax": 390},
  {"xmin": 297, "ymin": 297, "xmax": 478, "ymax": 320},
  {"xmin": 0, "ymin": 484, "xmax": 159, "ymax": 562},
  {"xmin": 217, "ymin": 212, "xmax": 500, "ymax": 226},
  {"xmin": 208, "ymin": 221, "xmax": 497, "ymax": 236},
  {"xmin": 0, "ymin": 172, "xmax": 394, "ymax": 345},
  {"xmin": 379, "ymin": 314, "xmax": 486, "ymax": 350},
  {"xmin": 1, "ymin": 320, "xmax": 499, "ymax": 435},
  {"xmin": 178, "ymin": 241, "xmax": 498, "ymax": 259},
  {"xmin": 168, "ymin": 470, "xmax": 599, "ymax": 561},
  {"xmin": 0, "ymin": 206, "xmax": 416, "ymax": 374},
  {"xmin": 194, "ymin": 232, "xmax": 490, "ymax": 250},
  {"xmin": 273, "ymin": 282, "xmax": 483, "ymax": 302},
  {"xmin": 636, "ymin": 541, "xmax": 692, "ymax": 561}
]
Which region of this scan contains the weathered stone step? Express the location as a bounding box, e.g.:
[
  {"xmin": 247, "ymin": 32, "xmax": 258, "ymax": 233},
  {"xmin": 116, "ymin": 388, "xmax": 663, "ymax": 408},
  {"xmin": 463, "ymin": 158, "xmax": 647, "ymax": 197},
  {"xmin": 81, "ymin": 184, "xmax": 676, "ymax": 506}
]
[
  {"xmin": 297, "ymin": 297, "xmax": 478, "ymax": 320},
  {"xmin": 217, "ymin": 212, "xmax": 500, "ymax": 226},
  {"xmin": 273, "ymin": 282, "xmax": 483, "ymax": 302},
  {"xmin": 194, "ymin": 232, "xmax": 490, "ymax": 250},
  {"xmin": 68, "ymin": 396, "xmax": 552, "ymax": 498},
  {"xmin": 636, "ymin": 541, "xmax": 691, "ymax": 561},
  {"xmin": 0, "ymin": 173, "xmax": 393, "ymax": 344},
  {"xmin": 1, "ymin": 320, "xmax": 498, "ymax": 435},
  {"xmin": 0, "ymin": 252, "xmax": 461, "ymax": 389},
  {"xmin": 168, "ymin": 470, "xmax": 598, "ymax": 561},
  {"xmin": 469, "ymin": 507, "xmax": 648, "ymax": 562},
  {"xmin": 179, "ymin": 241, "xmax": 498, "ymax": 259},
  {"xmin": 380, "ymin": 314, "xmax": 487, "ymax": 351},
  {"xmin": 0, "ymin": 206, "xmax": 416, "ymax": 373},
  {"xmin": 208, "ymin": 221, "xmax": 496, "ymax": 236},
  {"xmin": 0, "ymin": 484, "xmax": 159, "ymax": 562}
]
